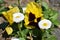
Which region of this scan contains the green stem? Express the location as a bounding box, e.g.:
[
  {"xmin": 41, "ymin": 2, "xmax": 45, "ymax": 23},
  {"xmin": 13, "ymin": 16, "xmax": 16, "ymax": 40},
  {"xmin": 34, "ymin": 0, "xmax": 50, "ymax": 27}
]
[
  {"xmin": 18, "ymin": 22, "xmax": 22, "ymax": 32},
  {"xmin": 18, "ymin": 0, "xmax": 23, "ymax": 13},
  {"xmin": 18, "ymin": 0, "xmax": 20, "ymax": 6},
  {"xmin": 18, "ymin": 22, "xmax": 22, "ymax": 37}
]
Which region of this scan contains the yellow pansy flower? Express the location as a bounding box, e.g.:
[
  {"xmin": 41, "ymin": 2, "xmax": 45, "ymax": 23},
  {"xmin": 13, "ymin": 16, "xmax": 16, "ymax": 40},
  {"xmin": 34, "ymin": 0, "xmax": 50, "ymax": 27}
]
[
  {"xmin": 24, "ymin": 15, "xmax": 30, "ymax": 25},
  {"xmin": 24, "ymin": 2, "xmax": 43, "ymax": 29},
  {"xmin": 41, "ymin": 17, "xmax": 45, "ymax": 20},
  {"xmin": 5, "ymin": 26, "xmax": 13, "ymax": 35},
  {"xmin": 2, "ymin": 6, "xmax": 20, "ymax": 25},
  {"xmin": 8, "ymin": 5, "xmax": 13, "ymax": 9}
]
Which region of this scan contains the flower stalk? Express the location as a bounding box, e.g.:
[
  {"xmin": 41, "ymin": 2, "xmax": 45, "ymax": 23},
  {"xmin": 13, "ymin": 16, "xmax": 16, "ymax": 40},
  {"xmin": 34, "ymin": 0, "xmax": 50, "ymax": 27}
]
[
  {"xmin": 18, "ymin": 22, "xmax": 22, "ymax": 32},
  {"xmin": 18, "ymin": 0, "xmax": 20, "ymax": 6}
]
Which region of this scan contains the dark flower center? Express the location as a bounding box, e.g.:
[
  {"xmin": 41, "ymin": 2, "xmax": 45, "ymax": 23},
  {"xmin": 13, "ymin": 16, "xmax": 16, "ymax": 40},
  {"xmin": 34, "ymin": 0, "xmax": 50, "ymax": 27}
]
[{"xmin": 29, "ymin": 12, "xmax": 35, "ymax": 21}]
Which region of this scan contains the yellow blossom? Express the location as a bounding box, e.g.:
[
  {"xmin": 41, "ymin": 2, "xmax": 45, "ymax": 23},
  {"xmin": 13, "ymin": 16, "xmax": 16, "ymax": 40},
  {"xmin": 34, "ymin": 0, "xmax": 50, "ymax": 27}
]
[
  {"xmin": 24, "ymin": 2, "xmax": 43, "ymax": 29},
  {"xmin": 2, "ymin": 7, "xmax": 20, "ymax": 25},
  {"xmin": 41, "ymin": 17, "xmax": 45, "ymax": 20},
  {"xmin": 5, "ymin": 26, "xmax": 13, "ymax": 35},
  {"xmin": 8, "ymin": 5, "xmax": 13, "ymax": 9},
  {"xmin": 24, "ymin": 15, "xmax": 30, "ymax": 25}
]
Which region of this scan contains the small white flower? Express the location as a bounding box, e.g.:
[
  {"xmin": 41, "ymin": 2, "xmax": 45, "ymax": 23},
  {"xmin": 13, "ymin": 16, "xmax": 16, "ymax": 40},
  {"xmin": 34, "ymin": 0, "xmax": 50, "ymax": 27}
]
[
  {"xmin": 13, "ymin": 12, "xmax": 24, "ymax": 23},
  {"xmin": 11, "ymin": 37, "xmax": 19, "ymax": 40},
  {"xmin": 22, "ymin": 7, "xmax": 26, "ymax": 13},
  {"xmin": 38, "ymin": 19, "xmax": 52, "ymax": 29}
]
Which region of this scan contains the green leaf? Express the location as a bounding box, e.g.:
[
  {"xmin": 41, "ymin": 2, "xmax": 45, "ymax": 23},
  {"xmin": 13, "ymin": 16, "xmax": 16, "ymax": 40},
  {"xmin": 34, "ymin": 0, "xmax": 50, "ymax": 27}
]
[
  {"xmin": 48, "ymin": 10, "xmax": 60, "ymax": 26},
  {"xmin": 32, "ymin": 28, "xmax": 43, "ymax": 40},
  {"xmin": 49, "ymin": 13, "xmax": 58, "ymax": 21},
  {"xmin": 43, "ymin": 8, "xmax": 59, "ymax": 26},
  {"xmin": 42, "ymin": 30, "xmax": 57, "ymax": 40},
  {"xmin": 43, "ymin": 11, "xmax": 49, "ymax": 19},
  {"xmin": 19, "ymin": 38, "xmax": 26, "ymax": 40},
  {"xmin": 42, "ymin": 2, "xmax": 49, "ymax": 9},
  {"xmin": 0, "ymin": 0, "xmax": 4, "ymax": 4},
  {"xmin": 20, "ymin": 29, "xmax": 29, "ymax": 38},
  {"xmin": 46, "ymin": 35, "xmax": 57, "ymax": 40},
  {"xmin": 0, "ymin": 6, "xmax": 9, "ymax": 14},
  {"xmin": 51, "ymin": 20, "xmax": 60, "ymax": 26}
]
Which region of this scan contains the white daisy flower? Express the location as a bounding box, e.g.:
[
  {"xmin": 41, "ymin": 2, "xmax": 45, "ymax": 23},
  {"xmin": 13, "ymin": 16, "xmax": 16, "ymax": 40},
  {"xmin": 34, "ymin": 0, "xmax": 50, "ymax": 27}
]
[
  {"xmin": 38, "ymin": 19, "xmax": 52, "ymax": 29},
  {"xmin": 11, "ymin": 37, "xmax": 19, "ymax": 40},
  {"xmin": 13, "ymin": 12, "xmax": 24, "ymax": 23},
  {"xmin": 22, "ymin": 7, "xmax": 26, "ymax": 13}
]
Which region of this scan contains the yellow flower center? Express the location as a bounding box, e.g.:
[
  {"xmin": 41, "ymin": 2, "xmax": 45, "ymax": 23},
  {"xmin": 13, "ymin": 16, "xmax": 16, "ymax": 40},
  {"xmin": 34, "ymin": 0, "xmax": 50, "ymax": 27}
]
[
  {"xmin": 16, "ymin": 16, "xmax": 20, "ymax": 18},
  {"xmin": 43, "ymin": 23, "xmax": 48, "ymax": 26}
]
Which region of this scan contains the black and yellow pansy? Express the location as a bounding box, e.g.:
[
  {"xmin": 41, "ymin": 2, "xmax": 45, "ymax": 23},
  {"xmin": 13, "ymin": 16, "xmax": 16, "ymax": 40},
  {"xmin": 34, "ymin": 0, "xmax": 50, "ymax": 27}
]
[
  {"xmin": 24, "ymin": 2, "xmax": 43, "ymax": 29},
  {"xmin": 2, "ymin": 6, "xmax": 20, "ymax": 25}
]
